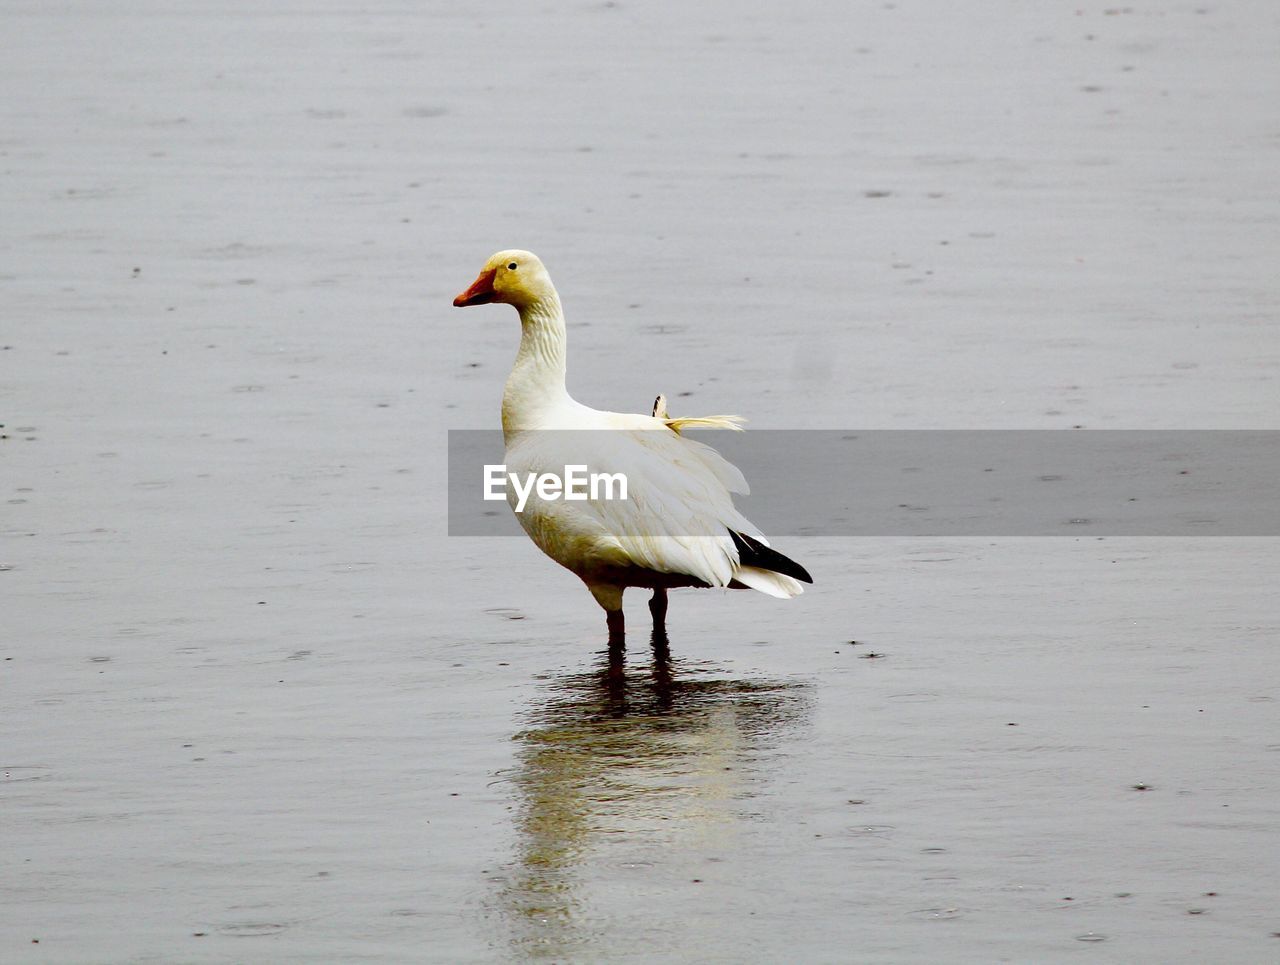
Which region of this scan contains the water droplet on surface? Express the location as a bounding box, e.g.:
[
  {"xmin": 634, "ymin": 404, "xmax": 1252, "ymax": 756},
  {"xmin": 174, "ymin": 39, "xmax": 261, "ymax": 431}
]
[
  {"xmin": 847, "ymin": 825, "xmax": 895, "ymax": 837},
  {"xmin": 1076, "ymin": 932, "xmax": 1108, "ymax": 942}
]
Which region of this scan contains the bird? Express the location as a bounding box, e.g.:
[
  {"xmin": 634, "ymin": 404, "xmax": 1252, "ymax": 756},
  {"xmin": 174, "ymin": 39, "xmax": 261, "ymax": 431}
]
[{"xmin": 453, "ymin": 249, "xmax": 812, "ymax": 644}]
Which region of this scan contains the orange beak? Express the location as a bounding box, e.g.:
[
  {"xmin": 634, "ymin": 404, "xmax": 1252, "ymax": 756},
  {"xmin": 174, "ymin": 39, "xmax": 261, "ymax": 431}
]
[{"xmin": 453, "ymin": 267, "xmax": 498, "ymax": 307}]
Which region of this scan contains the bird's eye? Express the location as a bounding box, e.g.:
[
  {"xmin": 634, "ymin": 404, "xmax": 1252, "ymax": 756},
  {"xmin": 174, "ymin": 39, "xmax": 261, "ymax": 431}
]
[{"xmin": 508, "ymin": 262, "xmax": 518, "ymax": 270}]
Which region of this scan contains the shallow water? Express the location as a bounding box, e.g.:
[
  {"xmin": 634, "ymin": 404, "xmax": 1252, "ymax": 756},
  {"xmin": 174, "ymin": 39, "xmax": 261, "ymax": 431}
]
[{"xmin": 5, "ymin": 1, "xmax": 1279, "ymax": 962}]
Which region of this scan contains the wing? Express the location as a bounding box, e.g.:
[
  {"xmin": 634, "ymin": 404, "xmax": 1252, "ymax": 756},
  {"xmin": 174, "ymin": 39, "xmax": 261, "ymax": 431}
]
[{"xmin": 503, "ymin": 425, "xmax": 766, "ymax": 588}]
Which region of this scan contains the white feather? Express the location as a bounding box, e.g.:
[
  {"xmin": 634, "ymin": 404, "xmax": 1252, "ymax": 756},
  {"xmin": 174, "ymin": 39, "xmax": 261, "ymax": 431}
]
[{"xmin": 504, "ymin": 423, "xmax": 764, "ymax": 589}]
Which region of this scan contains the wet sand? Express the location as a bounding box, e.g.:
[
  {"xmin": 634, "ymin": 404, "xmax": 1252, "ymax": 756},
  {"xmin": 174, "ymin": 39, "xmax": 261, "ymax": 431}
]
[{"xmin": 4, "ymin": 2, "xmax": 1279, "ymax": 962}]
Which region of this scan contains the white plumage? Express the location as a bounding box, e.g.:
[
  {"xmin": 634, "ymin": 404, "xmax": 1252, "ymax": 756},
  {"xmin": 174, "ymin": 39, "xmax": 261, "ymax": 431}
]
[{"xmin": 453, "ymin": 249, "xmax": 811, "ymax": 640}]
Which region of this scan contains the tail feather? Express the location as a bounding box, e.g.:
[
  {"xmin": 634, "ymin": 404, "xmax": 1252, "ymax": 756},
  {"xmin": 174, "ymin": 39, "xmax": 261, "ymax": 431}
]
[
  {"xmin": 651, "ymin": 394, "xmax": 745, "ymax": 434},
  {"xmin": 665, "ymin": 414, "xmax": 746, "ymax": 434},
  {"xmin": 729, "ymin": 530, "xmax": 813, "ymax": 585},
  {"xmin": 731, "ymin": 566, "xmax": 806, "ymax": 598}
]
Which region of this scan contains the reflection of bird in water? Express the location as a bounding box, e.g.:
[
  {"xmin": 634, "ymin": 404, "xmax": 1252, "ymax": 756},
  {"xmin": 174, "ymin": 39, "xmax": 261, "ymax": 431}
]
[{"xmin": 492, "ymin": 632, "xmax": 810, "ymax": 960}]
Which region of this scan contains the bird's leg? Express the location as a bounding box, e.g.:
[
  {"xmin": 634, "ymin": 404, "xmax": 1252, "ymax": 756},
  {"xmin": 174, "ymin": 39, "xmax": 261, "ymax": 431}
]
[
  {"xmin": 590, "ymin": 584, "xmax": 626, "ymax": 648},
  {"xmin": 606, "ymin": 608, "xmax": 625, "ymax": 646},
  {"xmin": 648, "ymin": 589, "xmax": 673, "ymax": 706},
  {"xmin": 648, "ymin": 587, "xmax": 668, "ymax": 632}
]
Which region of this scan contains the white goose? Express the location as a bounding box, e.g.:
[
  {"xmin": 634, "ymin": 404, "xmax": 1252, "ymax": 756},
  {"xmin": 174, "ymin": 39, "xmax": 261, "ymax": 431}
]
[{"xmin": 453, "ymin": 250, "xmax": 812, "ymax": 642}]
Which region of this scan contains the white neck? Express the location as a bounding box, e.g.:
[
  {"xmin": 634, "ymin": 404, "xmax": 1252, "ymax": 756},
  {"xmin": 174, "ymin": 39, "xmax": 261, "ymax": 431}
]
[{"xmin": 502, "ymin": 291, "xmax": 571, "ymax": 438}]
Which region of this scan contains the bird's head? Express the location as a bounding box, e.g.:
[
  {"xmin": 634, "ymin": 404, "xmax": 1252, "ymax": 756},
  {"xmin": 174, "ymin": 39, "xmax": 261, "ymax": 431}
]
[{"xmin": 453, "ymin": 250, "xmax": 553, "ymax": 311}]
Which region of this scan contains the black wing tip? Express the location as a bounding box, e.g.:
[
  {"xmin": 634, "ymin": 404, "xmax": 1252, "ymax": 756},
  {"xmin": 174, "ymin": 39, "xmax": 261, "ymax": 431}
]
[{"xmin": 729, "ymin": 530, "xmax": 814, "ymax": 584}]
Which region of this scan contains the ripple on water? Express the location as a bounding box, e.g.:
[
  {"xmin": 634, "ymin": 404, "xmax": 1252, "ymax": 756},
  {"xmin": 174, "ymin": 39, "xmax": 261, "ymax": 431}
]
[
  {"xmin": 217, "ymin": 921, "xmax": 290, "ymax": 937},
  {"xmin": 2, "ymin": 766, "xmax": 53, "ymax": 783},
  {"xmin": 847, "ymin": 825, "xmax": 896, "ymax": 838},
  {"xmin": 484, "ymin": 608, "xmax": 526, "ymax": 620},
  {"xmin": 907, "ymin": 907, "xmax": 964, "ymax": 921}
]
